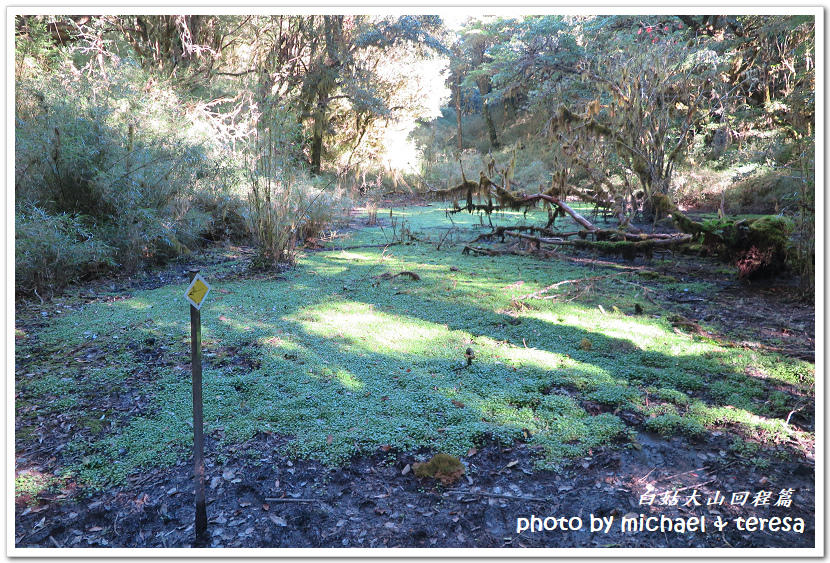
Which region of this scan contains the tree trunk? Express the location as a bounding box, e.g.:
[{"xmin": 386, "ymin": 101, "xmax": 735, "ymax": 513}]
[
  {"xmin": 310, "ymin": 103, "xmax": 324, "ymax": 175},
  {"xmin": 483, "ymin": 101, "xmax": 500, "ymax": 150},
  {"xmin": 454, "ymin": 76, "xmax": 463, "ymax": 155},
  {"xmin": 472, "ymin": 41, "xmax": 499, "ymax": 150},
  {"xmin": 307, "ymin": 15, "xmax": 343, "ymax": 175}
]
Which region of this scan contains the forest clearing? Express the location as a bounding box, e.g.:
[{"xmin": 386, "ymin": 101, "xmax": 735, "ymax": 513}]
[{"xmin": 13, "ymin": 12, "xmax": 818, "ymax": 553}]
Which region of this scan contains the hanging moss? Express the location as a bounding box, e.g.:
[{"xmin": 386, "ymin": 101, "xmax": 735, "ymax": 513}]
[
  {"xmin": 427, "ymin": 180, "xmax": 480, "ymax": 203},
  {"xmin": 492, "ymin": 181, "xmax": 536, "ymax": 212}
]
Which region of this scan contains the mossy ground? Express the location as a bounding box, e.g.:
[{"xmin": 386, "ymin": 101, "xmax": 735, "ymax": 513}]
[{"xmin": 15, "ymin": 202, "xmax": 815, "ymax": 490}]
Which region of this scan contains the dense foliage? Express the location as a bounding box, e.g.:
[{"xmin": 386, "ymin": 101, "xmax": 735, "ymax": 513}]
[
  {"xmin": 14, "ymin": 14, "xmax": 446, "ymax": 293},
  {"xmin": 421, "ymin": 14, "xmax": 815, "ymax": 291}
]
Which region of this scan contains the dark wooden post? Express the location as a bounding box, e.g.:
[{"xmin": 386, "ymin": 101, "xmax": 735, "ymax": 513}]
[{"xmin": 188, "ymin": 269, "xmax": 208, "ymax": 545}]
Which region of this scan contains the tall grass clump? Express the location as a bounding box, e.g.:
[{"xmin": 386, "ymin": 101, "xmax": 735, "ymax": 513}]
[
  {"xmin": 245, "ymin": 107, "xmax": 349, "ymax": 268},
  {"xmin": 789, "ymin": 140, "xmax": 815, "ymax": 295}
]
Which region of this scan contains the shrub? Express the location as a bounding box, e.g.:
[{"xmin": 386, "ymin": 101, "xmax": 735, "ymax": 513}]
[
  {"xmin": 649, "ymin": 387, "xmax": 691, "ymax": 406},
  {"xmin": 726, "ymin": 168, "xmax": 798, "ymax": 214},
  {"xmin": 639, "ymin": 350, "xmax": 671, "ymax": 368},
  {"xmin": 191, "ymin": 190, "xmax": 250, "ymax": 243},
  {"xmin": 586, "ymin": 385, "xmax": 641, "ymax": 407},
  {"xmin": 15, "ymin": 204, "xmax": 115, "ymax": 296},
  {"xmin": 15, "ymin": 56, "xmax": 250, "ymax": 282},
  {"xmin": 537, "ymin": 394, "xmax": 585, "ymax": 418},
  {"xmin": 656, "ymin": 369, "xmax": 705, "ymax": 392}
]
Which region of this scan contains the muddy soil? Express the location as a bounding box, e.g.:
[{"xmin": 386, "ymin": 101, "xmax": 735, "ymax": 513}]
[{"xmin": 14, "ymin": 429, "xmax": 816, "ymax": 550}]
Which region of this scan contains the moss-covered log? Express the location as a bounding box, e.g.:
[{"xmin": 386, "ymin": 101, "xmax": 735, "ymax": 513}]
[
  {"xmin": 498, "ymin": 229, "xmax": 692, "ymax": 260},
  {"xmin": 571, "ymin": 236, "xmax": 692, "ymax": 260},
  {"xmin": 671, "ymin": 208, "xmax": 794, "ymax": 277},
  {"xmin": 471, "ymin": 224, "xmax": 559, "ymax": 243}
]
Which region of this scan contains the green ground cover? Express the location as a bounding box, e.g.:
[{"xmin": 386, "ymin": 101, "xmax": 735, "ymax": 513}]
[{"xmin": 18, "ymin": 205, "xmax": 814, "ymax": 486}]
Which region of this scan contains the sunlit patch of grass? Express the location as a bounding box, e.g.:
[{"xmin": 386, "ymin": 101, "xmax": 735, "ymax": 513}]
[
  {"xmin": 15, "ymin": 470, "xmax": 57, "ymax": 506},
  {"xmin": 757, "ymin": 355, "xmax": 815, "ymax": 388},
  {"xmin": 329, "ymin": 251, "xmax": 372, "ymax": 262},
  {"xmin": 686, "ymin": 400, "xmax": 808, "ymax": 446},
  {"xmin": 533, "ymin": 413, "xmax": 633, "ymax": 468},
  {"xmin": 335, "ymin": 370, "xmax": 364, "ymax": 391},
  {"xmin": 300, "ymin": 302, "xmax": 449, "ymax": 355}
]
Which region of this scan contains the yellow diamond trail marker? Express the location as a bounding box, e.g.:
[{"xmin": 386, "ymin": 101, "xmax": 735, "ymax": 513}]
[{"xmin": 185, "ymin": 273, "xmax": 212, "ymax": 310}]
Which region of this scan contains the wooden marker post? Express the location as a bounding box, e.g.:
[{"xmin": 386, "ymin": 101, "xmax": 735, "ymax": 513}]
[{"xmin": 185, "ymin": 269, "xmax": 211, "ymax": 545}]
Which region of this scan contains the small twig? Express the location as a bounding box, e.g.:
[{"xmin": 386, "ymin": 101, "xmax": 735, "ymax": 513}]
[
  {"xmin": 515, "ymin": 273, "xmax": 627, "ymax": 300},
  {"xmin": 436, "ymin": 227, "xmax": 456, "ymax": 251},
  {"xmin": 617, "ymin": 280, "xmax": 660, "ymax": 304},
  {"xmin": 264, "ymin": 497, "xmax": 317, "ymax": 503},
  {"xmin": 669, "ymin": 478, "xmax": 718, "ymax": 493},
  {"xmin": 658, "ymin": 466, "xmax": 709, "ymax": 482},
  {"xmin": 786, "ymin": 401, "xmax": 809, "ymax": 425},
  {"xmin": 445, "ymin": 490, "xmax": 552, "ymax": 502},
  {"xmin": 637, "ymin": 468, "xmax": 656, "ymax": 484}
]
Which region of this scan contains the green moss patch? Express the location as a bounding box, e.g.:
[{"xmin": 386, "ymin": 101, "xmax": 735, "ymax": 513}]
[{"xmin": 16, "ymin": 205, "xmax": 814, "ymax": 486}]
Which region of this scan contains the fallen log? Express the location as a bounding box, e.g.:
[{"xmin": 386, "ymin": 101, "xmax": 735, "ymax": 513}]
[
  {"xmin": 498, "ymin": 230, "xmax": 692, "ymax": 260},
  {"xmin": 489, "ymin": 180, "xmax": 597, "ymax": 231},
  {"xmin": 462, "ymin": 245, "xmax": 505, "ymax": 257},
  {"xmin": 502, "ymin": 230, "xmax": 690, "ymax": 246},
  {"xmin": 503, "ymin": 230, "xmax": 570, "ymax": 246},
  {"xmin": 471, "ymin": 225, "xmax": 559, "ymax": 243}
]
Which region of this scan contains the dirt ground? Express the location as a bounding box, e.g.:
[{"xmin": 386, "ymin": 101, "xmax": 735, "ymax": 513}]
[
  {"xmin": 13, "ymin": 208, "xmax": 816, "ymax": 551},
  {"xmin": 13, "ymin": 428, "xmax": 816, "ymax": 550}
]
